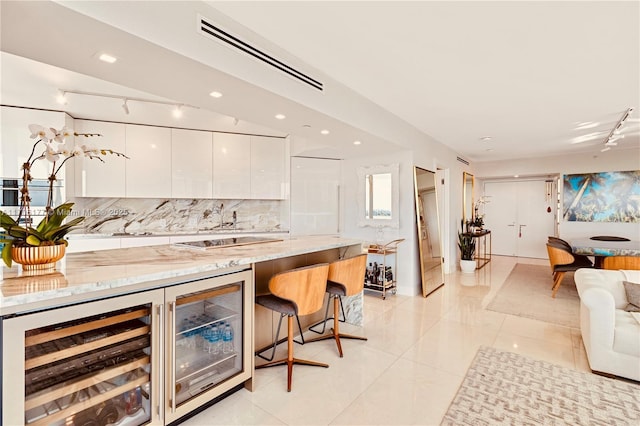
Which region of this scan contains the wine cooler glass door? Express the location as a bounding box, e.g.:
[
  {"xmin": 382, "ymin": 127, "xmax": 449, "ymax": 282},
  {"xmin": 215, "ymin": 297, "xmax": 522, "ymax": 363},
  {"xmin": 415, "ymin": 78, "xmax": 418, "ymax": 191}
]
[{"xmin": 165, "ymin": 268, "xmax": 252, "ymax": 422}]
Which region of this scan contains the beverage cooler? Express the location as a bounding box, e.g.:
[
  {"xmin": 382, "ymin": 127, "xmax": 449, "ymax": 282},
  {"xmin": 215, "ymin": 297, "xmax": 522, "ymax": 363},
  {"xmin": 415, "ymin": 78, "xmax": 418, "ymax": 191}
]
[
  {"xmin": 1, "ymin": 290, "xmax": 164, "ymax": 426},
  {"xmin": 164, "ymin": 269, "xmax": 252, "ymax": 424},
  {"xmin": 2, "ymin": 267, "xmax": 253, "ymax": 426}
]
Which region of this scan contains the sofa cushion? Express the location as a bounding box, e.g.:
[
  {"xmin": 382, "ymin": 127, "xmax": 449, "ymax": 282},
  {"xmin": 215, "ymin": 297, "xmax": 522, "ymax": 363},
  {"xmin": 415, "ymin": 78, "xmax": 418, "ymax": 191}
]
[
  {"xmin": 575, "ymin": 269, "xmax": 628, "ymax": 309},
  {"xmin": 623, "ymin": 281, "xmax": 640, "ymax": 312},
  {"xmin": 613, "ymin": 309, "xmax": 640, "ymax": 357}
]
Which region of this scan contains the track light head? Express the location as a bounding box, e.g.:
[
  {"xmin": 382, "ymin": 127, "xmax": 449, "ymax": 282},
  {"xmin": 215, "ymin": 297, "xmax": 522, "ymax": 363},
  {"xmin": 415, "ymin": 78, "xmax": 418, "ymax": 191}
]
[{"xmin": 122, "ymin": 99, "xmax": 130, "ymax": 115}]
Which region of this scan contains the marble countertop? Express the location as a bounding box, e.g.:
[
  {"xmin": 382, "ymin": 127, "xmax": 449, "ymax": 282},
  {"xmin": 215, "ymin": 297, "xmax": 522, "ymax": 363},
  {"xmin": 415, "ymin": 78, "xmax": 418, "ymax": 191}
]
[{"xmin": 0, "ymin": 236, "xmax": 362, "ymax": 316}]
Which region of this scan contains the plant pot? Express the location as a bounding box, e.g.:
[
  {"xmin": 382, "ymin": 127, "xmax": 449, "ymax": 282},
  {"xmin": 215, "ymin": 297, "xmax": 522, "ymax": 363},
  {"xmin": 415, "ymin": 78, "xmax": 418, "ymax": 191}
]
[
  {"xmin": 460, "ymin": 259, "xmax": 476, "ymax": 274},
  {"xmin": 11, "ymin": 242, "xmax": 66, "ymax": 271}
]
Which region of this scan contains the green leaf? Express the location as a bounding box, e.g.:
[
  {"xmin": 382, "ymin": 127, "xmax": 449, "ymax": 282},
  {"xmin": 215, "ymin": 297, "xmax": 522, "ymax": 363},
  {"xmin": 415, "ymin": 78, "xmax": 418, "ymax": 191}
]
[
  {"xmin": 26, "ymin": 235, "xmax": 42, "ymax": 246},
  {"xmin": 0, "ymin": 211, "xmax": 17, "ymax": 230},
  {"xmin": 1, "ymin": 240, "xmax": 13, "ymax": 268},
  {"xmin": 45, "ymin": 217, "xmax": 84, "ymax": 240}
]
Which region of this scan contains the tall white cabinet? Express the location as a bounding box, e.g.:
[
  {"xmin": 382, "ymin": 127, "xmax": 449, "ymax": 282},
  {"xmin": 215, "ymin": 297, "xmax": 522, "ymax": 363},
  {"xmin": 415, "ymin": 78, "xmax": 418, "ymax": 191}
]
[
  {"xmin": 212, "ymin": 133, "xmax": 251, "ymax": 199},
  {"xmin": 171, "ymin": 129, "xmax": 213, "ymax": 199},
  {"xmin": 1, "ymin": 107, "xmax": 67, "ymax": 179},
  {"xmin": 251, "ymin": 136, "xmax": 285, "ymax": 199},
  {"xmin": 125, "ymin": 124, "xmax": 172, "ymax": 198},
  {"xmin": 74, "ymin": 120, "xmax": 127, "ymax": 197}
]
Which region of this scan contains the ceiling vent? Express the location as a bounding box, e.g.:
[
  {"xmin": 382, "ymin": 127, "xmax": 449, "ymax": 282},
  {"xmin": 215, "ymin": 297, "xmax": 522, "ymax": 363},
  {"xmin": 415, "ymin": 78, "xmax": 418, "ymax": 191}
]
[
  {"xmin": 456, "ymin": 156, "xmax": 470, "ymax": 165},
  {"xmin": 198, "ymin": 15, "xmax": 324, "ymax": 92}
]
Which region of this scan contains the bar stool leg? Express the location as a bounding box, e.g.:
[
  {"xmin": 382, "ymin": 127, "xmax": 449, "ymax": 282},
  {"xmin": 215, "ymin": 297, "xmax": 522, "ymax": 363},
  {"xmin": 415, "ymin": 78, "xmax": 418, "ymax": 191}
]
[
  {"xmin": 256, "ymin": 315, "xmax": 329, "ymax": 392},
  {"xmin": 306, "ymin": 295, "xmax": 367, "ymax": 358}
]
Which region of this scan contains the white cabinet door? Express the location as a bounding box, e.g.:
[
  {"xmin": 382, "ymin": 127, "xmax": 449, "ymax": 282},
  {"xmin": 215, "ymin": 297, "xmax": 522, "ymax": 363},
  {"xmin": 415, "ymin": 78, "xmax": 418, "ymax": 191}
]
[
  {"xmin": 171, "ymin": 129, "xmax": 213, "ymax": 199},
  {"xmin": 125, "ymin": 124, "xmax": 171, "ymax": 198},
  {"xmin": 212, "ymin": 133, "xmax": 250, "ymax": 199},
  {"xmin": 1, "ymin": 107, "xmax": 66, "ymax": 178},
  {"xmin": 74, "ymin": 120, "xmax": 127, "ymax": 197},
  {"xmin": 251, "ymin": 136, "xmax": 285, "ymax": 199},
  {"xmin": 290, "ymin": 157, "xmax": 340, "ymax": 235}
]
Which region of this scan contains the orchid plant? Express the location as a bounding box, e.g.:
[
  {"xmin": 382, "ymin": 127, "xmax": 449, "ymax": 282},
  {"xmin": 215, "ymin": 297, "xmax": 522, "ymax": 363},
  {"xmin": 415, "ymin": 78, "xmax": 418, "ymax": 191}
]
[{"xmin": 0, "ymin": 124, "xmax": 128, "ymax": 267}]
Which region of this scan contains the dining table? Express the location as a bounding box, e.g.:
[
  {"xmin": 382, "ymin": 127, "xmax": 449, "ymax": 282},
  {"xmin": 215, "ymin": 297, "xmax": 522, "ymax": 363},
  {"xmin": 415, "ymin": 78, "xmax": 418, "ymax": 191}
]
[{"xmin": 569, "ymin": 237, "xmax": 640, "ymax": 269}]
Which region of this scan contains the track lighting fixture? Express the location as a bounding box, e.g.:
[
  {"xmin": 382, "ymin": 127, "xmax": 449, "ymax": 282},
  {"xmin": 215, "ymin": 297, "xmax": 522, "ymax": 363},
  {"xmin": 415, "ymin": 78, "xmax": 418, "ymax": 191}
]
[
  {"xmin": 59, "ymin": 89, "xmax": 198, "ymax": 117},
  {"xmin": 601, "ymin": 107, "xmax": 634, "ymax": 151}
]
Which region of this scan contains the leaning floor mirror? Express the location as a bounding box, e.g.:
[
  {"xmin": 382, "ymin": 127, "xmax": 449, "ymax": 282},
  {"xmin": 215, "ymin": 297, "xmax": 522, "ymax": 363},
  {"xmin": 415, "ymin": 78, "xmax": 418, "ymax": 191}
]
[{"xmin": 413, "ymin": 166, "xmax": 444, "ymax": 297}]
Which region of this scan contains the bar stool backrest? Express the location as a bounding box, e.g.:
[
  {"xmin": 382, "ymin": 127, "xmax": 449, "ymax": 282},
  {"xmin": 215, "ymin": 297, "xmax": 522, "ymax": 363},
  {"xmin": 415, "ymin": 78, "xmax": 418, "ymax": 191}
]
[
  {"xmin": 269, "ymin": 263, "xmax": 330, "ymax": 316},
  {"xmin": 329, "ymin": 254, "xmax": 368, "ymax": 297}
]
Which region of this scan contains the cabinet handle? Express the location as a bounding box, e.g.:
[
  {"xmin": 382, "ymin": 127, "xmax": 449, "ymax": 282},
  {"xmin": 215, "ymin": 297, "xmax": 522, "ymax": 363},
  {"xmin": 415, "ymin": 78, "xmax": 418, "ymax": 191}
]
[
  {"xmin": 157, "ymin": 304, "xmax": 164, "ymax": 421},
  {"xmin": 169, "ymin": 301, "xmax": 176, "ymax": 413}
]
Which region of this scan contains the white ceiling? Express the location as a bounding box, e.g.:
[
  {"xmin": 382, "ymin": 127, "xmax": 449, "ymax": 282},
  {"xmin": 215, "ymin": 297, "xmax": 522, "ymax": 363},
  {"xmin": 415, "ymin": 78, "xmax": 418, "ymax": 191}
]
[
  {"xmin": 1, "ymin": 1, "xmax": 639, "ymax": 163},
  {"xmin": 210, "ymin": 1, "xmax": 640, "ymax": 161}
]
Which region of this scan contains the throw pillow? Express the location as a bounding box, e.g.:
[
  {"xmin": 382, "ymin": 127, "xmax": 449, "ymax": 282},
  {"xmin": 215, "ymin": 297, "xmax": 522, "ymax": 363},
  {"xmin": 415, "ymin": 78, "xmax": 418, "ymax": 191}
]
[{"xmin": 623, "ymin": 281, "xmax": 640, "ymax": 312}]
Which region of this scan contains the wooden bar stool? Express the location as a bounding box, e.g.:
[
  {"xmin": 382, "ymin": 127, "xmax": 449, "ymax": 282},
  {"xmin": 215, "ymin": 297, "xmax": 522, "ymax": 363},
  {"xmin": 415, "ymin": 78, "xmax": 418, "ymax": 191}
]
[
  {"xmin": 306, "ymin": 254, "xmax": 368, "ymax": 357},
  {"xmin": 255, "ymin": 263, "xmax": 330, "ymax": 392}
]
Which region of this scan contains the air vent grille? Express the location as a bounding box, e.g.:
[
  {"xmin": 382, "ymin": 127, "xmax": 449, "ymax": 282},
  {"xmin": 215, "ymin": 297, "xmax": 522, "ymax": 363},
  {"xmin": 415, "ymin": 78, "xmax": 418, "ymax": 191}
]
[
  {"xmin": 456, "ymin": 156, "xmax": 470, "ymax": 165},
  {"xmin": 198, "ymin": 15, "xmax": 323, "ymax": 92}
]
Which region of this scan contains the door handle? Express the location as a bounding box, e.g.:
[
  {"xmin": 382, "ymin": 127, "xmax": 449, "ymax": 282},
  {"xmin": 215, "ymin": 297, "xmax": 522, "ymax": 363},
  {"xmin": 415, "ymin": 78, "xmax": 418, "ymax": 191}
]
[{"xmin": 519, "ymin": 224, "xmax": 527, "ymax": 237}]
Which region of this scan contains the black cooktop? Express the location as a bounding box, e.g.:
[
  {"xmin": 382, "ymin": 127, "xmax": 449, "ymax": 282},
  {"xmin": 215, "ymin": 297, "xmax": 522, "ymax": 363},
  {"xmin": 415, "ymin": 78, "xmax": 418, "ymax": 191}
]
[{"xmin": 175, "ymin": 236, "xmax": 282, "ymax": 250}]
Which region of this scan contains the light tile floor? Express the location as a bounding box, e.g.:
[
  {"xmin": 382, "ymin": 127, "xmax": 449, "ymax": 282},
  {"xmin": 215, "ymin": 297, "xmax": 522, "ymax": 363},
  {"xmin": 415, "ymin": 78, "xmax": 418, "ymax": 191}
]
[{"xmin": 182, "ymin": 256, "xmax": 590, "ymax": 425}]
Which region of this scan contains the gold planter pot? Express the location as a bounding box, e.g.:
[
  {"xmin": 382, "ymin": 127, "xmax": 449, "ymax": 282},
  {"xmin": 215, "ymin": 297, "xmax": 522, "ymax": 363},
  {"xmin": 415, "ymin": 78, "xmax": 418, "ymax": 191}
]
[{"xmin": 11, "ymin": 242, "xmax": 66, "ymax": 271}]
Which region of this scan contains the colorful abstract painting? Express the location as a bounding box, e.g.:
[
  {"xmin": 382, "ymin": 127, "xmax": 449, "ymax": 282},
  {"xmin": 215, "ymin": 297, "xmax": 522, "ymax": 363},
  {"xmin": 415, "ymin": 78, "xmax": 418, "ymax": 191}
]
[{"xmin": 563, "ymin": 170, "xmax": 640, "ymax": 222}]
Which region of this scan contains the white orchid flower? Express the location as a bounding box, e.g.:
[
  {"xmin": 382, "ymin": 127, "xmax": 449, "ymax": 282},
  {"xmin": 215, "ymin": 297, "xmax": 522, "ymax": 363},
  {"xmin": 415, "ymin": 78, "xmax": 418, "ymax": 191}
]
[
  {"xmin": 52, "ymin": 126, "xmax": 73, "ymax": 143},
  {"xmin": 71, "ymin": 145, "xmax": 85, "ymax": 157},
  {"xmin": 28, "ymin": 124, "xmax": 54, "ymax": 142},
  {"xmin": 44, "ymin": 141, "xmax": 63, "ymax": 163}
]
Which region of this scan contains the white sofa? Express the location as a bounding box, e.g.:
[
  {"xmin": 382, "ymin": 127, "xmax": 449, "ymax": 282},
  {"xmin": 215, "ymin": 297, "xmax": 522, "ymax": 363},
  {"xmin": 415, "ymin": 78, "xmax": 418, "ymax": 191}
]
[{"xmin": 574, "ymin": 268, "xmax": 640, "ymax": 381}]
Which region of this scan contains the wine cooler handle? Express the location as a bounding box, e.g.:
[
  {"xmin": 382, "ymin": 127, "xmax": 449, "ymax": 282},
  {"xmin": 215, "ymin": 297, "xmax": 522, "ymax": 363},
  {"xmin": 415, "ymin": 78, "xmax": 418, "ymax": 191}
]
[
  {"xmin": 157, "ymin": 303, "xmax": 164, "ymax": 422},
  {"xmin": 169, "ymin": 301, "xmax": 176, "ymax": 413}
]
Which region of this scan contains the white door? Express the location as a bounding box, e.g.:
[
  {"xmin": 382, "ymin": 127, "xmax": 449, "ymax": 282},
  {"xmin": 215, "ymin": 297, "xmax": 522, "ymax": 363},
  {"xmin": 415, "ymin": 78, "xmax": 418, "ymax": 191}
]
[{"xmin": 483, "ymin": 180, "xmax": 555, "ymax": 258}]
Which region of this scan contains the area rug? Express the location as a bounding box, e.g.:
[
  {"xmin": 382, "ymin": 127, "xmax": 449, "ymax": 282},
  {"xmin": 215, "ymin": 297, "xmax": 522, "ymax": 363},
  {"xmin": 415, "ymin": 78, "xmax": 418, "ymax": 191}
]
[
  {"xmin": 486, "ymin": 263, "xmax": 580, "ymax": 328},
  {"xmin": 441, "ymin": 346, "xmax": 640, "ymax": 425}
]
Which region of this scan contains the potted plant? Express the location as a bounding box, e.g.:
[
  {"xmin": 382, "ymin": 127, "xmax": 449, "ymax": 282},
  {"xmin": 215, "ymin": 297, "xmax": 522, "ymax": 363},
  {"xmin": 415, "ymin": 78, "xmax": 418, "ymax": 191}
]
[
  {"xmin": 0, "ymin": 124, "xmax": 127, "ymax": 270},
  {"xmin": 458, "ymin": 220, "xmax": 476, "ymax": 273}
]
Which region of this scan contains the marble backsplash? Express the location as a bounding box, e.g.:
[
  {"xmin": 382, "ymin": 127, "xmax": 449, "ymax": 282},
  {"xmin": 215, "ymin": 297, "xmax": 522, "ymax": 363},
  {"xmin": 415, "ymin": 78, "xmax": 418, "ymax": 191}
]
[{"xmin": 68, "ymin": 197, "xmax": 285, "ymax": 235}]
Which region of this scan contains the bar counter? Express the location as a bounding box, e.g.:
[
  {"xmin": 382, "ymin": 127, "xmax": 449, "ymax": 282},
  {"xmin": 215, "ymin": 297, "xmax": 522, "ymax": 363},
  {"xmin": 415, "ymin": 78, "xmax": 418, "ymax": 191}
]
[{"xmin": 0, "ymin": 236, "xmax": 363, "ymax": 316}]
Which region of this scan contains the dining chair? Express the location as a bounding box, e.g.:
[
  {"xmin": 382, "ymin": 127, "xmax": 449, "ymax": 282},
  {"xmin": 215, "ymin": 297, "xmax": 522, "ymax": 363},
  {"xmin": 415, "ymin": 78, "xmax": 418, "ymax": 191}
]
[
  {"xmin": 255, "ymin": 263, "xmax": 330, "ymax": 391},
  {"xmin": 546, "ymin": 242, "xmax": 593, "ymax": 298},
  {"xmin": 306, "ymin": 254, "xmax": 368, "ymax": 357},
  {"xmin": 547, "ymin": 236, "xmax": 593, "ymax": 264}
]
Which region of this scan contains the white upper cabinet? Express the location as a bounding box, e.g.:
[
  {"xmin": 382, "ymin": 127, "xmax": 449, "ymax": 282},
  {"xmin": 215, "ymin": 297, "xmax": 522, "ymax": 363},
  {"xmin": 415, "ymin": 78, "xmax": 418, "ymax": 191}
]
[
  {"xmin": 212, "ymin": 133, "xmax": 251, "ymax": 199},
  {"xmin": 171, "ymin": 129, "xmax": 213, "ymax": 199},
  {"xmin": 74, "ymin": 120, "xmax": 127, "ymax": 197},
  {"xmin": 1, "ymin": 107, "xmax": 67, "ymax": 179},
  {"xmin": 125, "ymin": 124, "xmax": 171, "ymax": 198},
  {"xmin": 251, "ymin": 136, "xmax": 285, "ymax": 199}
]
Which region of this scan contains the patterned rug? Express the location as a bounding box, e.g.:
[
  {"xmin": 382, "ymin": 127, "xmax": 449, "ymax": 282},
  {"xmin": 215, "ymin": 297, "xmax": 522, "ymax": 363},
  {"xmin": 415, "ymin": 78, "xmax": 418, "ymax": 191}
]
[
  {"xmin": 441, "ymin": 346, "xmax": 640, "ymax": 425},
  {"xmin": 486, "ymin": 263, "xmax": 580, "ymax": 328}
]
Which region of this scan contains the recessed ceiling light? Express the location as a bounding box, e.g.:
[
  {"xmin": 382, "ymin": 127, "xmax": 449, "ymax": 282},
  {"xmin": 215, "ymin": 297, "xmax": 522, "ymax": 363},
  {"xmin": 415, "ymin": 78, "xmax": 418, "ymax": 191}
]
[
  {"xmin": 56, "ymin": 91, "xmax": 67, "ymax": 105},
  {"xmin": 514, "ymin": 175, "xmax": 519, "ymax": 178},
  {"xmin": 173, "ymin": 105, "xmax": 183, "ymax": 118},
  {"xmin": 275, "ymin": 114, "xmax": 286, "ymax": 120},
  {"xmin": 353, "ymin": 140, "xmax": 362, "ymax": 145},
  {"xmin": 209, "ymin": 91, "xmax": 223, "ymax": 98},
  {"xmin": 320, "ymin": 129, "xmax": 330, "ymax": 135},
  {"xmin": 302, "ymin": 124, "xmax": 311, "ymax": 128},
  {"xmin": 480, "ymin": 136, "xmax": 492, "ymax": 142},
  {"xmin": 98, "ymin": 53, "xmax": 117, "ymax": 64}
]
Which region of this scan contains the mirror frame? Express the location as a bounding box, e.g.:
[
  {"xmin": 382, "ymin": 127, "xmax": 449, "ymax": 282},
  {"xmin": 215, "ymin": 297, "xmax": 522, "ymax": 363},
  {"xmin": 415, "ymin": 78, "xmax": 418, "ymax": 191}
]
[
  {"xmin": 357, "ymin": 163, "xmax": 400, "ymax": 228},
  {"xmin": 463, "ymin": 172, "xmax": 475, "ymax": 224},
  {"xmin": 414, "ymin": 166, "xmax": 444, "ymax": 297}
]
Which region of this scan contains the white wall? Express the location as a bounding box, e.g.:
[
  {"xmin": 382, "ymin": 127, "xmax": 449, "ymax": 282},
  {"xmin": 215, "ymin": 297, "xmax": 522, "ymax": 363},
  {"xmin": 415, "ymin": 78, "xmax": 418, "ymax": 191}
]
[{"xmin": 473, "ymin": 148, "xmax": 640, "ymax": 241}]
